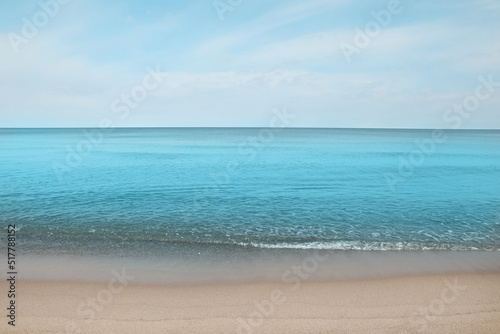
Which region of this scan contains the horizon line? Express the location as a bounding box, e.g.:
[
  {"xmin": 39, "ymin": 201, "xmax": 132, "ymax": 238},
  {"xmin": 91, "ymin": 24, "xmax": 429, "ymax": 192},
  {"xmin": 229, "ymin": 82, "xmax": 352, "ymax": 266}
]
[{"xmin": 1, "ymin": 127, "xmax": 499, "ymax": 130}]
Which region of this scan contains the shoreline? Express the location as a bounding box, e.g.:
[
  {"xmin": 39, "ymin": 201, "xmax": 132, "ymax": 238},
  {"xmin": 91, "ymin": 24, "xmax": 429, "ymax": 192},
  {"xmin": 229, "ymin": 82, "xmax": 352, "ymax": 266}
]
[
  {"xmin": 2, "ymin": 272, "xmax": 499, "ymax": 333},
  {"xmin": 15, "ymin": 250, "xmax": 500, "ymax": 285}
]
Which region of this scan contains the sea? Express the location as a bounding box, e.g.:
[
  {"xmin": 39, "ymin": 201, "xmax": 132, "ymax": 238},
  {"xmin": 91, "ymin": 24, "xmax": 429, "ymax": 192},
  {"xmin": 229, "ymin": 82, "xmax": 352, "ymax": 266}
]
[{"xmin": 1, "ymin": 128, "xmax": 499, "ymax": 283}]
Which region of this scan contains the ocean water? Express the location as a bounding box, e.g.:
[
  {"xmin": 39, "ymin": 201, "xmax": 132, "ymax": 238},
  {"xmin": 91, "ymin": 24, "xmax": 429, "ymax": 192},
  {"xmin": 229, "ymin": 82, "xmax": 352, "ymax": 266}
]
[{"xmin": 1, "ymin": 128, "xmax": 499, "ymax": 259}]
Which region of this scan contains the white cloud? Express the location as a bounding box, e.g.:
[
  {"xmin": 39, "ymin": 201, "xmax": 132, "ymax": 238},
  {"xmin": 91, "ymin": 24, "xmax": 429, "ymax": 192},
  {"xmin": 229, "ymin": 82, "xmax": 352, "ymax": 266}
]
[
  {"xmin": 193, "ymin": 0, "xmax": 350, "ymax": 57},
  {"xmin": 0, "ymin": 0, "xmax": 498, "ymax": 128}
]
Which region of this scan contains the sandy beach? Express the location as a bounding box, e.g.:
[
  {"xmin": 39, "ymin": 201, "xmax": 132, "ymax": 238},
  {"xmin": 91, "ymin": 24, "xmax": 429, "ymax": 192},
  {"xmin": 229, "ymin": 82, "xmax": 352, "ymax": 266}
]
[{"xmin": 2, "ymin": 272, "xmax": 499, "ymax": 334}]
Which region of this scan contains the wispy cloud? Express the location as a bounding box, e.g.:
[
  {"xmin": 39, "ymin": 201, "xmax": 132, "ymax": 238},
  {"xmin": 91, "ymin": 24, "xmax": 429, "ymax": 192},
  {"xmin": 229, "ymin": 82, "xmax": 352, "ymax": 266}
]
[{"xmin": 0, "ymin": 0, "xmax": 499, "ymax": 128}]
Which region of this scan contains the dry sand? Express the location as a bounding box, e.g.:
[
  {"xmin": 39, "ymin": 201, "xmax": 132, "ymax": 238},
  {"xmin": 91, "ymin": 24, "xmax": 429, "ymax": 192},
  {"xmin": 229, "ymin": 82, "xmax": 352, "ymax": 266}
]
[{"xmin": 1, "ymin": 273, "xmax": 499, "ymax": 333}]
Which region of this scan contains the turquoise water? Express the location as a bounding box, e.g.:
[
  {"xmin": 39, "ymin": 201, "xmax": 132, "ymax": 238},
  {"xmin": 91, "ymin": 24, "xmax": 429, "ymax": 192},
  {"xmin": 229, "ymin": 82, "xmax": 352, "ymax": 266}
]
[{"xmin": 1, "ymin": 128, "xmax": 499, "ymax": 257}]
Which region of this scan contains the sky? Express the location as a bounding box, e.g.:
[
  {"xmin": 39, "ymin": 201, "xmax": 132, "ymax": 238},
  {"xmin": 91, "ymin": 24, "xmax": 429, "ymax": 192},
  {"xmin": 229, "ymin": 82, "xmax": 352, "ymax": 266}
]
[{"xmin": 0, "ymin": 0, "xmax": 499, "ymax": 128}]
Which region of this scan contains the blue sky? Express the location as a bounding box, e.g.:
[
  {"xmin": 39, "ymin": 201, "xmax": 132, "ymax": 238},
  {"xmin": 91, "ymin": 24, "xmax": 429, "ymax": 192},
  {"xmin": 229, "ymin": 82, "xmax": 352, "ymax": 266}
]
[{"xmin": 0, "ymin": 0, "xmax": 499, "ymax": 128}]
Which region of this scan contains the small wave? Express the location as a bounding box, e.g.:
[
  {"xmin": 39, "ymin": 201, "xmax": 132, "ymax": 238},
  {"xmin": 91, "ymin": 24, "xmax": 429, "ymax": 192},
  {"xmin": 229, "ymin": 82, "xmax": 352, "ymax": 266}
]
[{"xmin": 234, "ymin": 241, "xmax": 500, "ymax": 251}]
